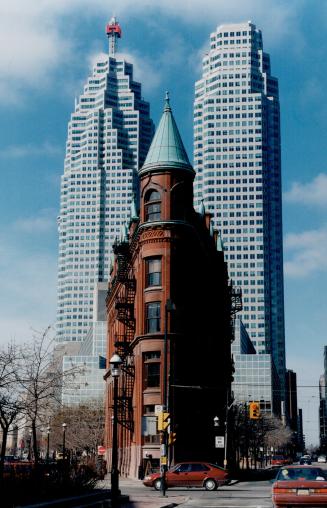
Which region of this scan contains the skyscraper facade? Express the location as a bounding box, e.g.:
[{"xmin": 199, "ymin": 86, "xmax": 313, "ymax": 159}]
[
  {"xmin": 57, "ymin": 19, "xmax": 154, "ymax": 343},
  {"xmin": 194, "ymin": 21, "xmax": 286, "ymax": 408}
]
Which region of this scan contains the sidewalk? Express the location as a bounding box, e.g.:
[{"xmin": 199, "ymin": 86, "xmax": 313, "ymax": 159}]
[{"xmin": 97, "ymin": 477, "xmax": 189, "ymax": 508}]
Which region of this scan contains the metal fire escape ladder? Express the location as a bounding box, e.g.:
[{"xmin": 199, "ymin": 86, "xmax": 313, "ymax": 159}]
[
  {"xmin": 113, "ymin": 245, "xmax": 136, "ymax": 432},
  {"xmin": 229, "ymin": 280, "xmax": 243, "ymax": 340}
]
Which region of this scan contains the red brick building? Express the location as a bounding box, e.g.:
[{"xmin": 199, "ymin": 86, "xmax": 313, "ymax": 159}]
[{"xmin": 105, "ymin": 95, "xmax": 236, "ymax": 478}]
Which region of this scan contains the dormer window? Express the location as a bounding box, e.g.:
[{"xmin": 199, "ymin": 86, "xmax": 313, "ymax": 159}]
[{"xmin": 145, "ymin": 190, "xmax": 161, "ymax": 222}]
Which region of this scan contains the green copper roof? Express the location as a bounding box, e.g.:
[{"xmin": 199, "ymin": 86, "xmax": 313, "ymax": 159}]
[
  {"xmin": 129, "ymin": 194, "xmax": 139, "ymax": 222},
  {"xmin": 199, "ymin": 200, "xmax": 206, "ymax": 216},
  {"xmin": 139, "ymin": 92, "xmax": 194, "ymax": 175}
]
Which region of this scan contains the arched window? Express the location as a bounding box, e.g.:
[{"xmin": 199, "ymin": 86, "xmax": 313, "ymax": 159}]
[{"xmin": 144, "ymin": 190, "xmax": 161, "ymax": 222}]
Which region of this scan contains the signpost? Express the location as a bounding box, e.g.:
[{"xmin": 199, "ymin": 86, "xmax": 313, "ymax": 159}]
[{"xmin": 97, "ymin": 445, "xmax": 106, "ymax": 456}]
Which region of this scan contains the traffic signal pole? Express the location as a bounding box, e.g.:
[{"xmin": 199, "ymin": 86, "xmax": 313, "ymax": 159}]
[{"xmin": 160, "ymin": 301, "xmax": 169, "ymax": 497}]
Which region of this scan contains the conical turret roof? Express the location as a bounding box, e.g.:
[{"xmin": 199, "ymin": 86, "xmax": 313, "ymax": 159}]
[{"xmin": 139, "ymin": 92, "xmax": 194, "ymax": 175}]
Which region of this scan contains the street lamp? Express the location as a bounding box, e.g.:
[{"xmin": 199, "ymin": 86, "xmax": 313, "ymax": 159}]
[
  {"xmin": 110, "ymin": 352, "xmax": 122, "ymax": 507},
  {"xmin": 47, "ymin": 425, "xmax": 51, "ymax": 462},
  {"xmin": 62, "ymin": 423, "xmax": 67, "ymax": 462}
]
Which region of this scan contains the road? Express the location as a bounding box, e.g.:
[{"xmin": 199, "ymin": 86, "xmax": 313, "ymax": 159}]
[
  {"xmin": 100, "ymin": 477, "xmax": 273, "ymax": 507},
  {"xmin": 161, "ymin": 481, "xmax": 273, "ymax": 507},
  {"xmin": 98, "ymin": 462, "xmax": 327, "ymax": 508}
]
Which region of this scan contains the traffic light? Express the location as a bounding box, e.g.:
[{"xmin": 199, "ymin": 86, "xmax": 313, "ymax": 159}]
[
  {"xmin": 157, "ymin": 412, "xmax": 170, "ymax": 431},
  {"xmin": 168, "ymin": 432, "xmax": 177, "ymax": 445},
  {"xmin": 249, "ymin": 402, "xmax": 260, "ymax": 419}
]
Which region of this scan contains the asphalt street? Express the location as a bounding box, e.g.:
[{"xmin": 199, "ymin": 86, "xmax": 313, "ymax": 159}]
[{"xmin": 97, "ymin": 462, "xmax": 327, "ymax": 508}]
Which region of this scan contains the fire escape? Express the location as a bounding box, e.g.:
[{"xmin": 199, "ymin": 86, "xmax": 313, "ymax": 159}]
[
  {"xmin": 113, "ymin": 240, "xmax": 136, "ymax": 432},
  {"xmin": 230, "ymin": 281, "xmax": 242, "ymax": 317},
  {"xmin": 229, "ymin": 280, "xmax": 243, "ymax": 338},
  {"xmin": 229, "ymin": 280, "xmax": 243, "ymax": 387}
]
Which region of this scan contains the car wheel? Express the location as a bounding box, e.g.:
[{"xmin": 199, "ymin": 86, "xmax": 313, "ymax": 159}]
[
  {"xmin": 204, "ymin": 478, "xmax": 218, "ymax": 491},
  {"xmin": 153, "ymin": 478, "xmax": 162, "ymax": 491}
]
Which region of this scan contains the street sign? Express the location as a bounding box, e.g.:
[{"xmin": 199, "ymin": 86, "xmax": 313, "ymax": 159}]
[
  {"xmin": 97, "ymin": 445, "xmax": 106, "ymax": 455},
  {"xmin": 215, "ymin": 436, "xmax": 225, "ymax": 448},
  {"xmin": 155, "ymin": 405, "xmax": 163, "ymax": 414}
]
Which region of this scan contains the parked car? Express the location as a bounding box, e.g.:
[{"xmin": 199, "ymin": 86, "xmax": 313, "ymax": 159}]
[
  {"xmin": 318, "ymin": 455, "xmax": 327, "ymax": 463},
  {"xmin": 271, "ymin": 455, "xmax": 291, "ymax": 467},
  {"xmin": 299, "ymin": 455, "xmax": 312, "ymax": 465},
  {"xmin": 143, "ymin": 461, "xmax": 229, "ymax": 491},
  {"xmin": 272, "ymin": 466, "xmax": 327, "ymax": 507}
]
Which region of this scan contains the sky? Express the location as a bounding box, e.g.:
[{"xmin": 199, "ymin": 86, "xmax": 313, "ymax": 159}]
[{"xmin": 1, "ymin": 0, "xmax": 326, "ymax": 446}]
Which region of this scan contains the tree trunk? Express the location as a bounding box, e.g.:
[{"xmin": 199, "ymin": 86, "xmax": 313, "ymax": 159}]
[
  {"xmin": 32, "ymin": 420, "xmax": 39, "ymax": 465},
  {"xmin": 0, "ymin": 427, "xmax": 8, "ymax": 480}
]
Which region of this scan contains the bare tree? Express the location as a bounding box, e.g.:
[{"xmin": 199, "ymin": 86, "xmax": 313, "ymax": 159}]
[
  {"xmin": 50, "ymin": 401, "xmax": 104, "ymax": 459},
  {"xmin": 230, "ymin": 404, "xmax": 293, "ymax": 469},
  {"xmin": 16, "ymin": 327, "xmax": 80, "ymax": 464},
  {"xmin": 0, "ymin": 343, "xmax": 22, "ymax": 479},
  {"xmin": 263, "ymin": 415, "xmax": 292, "ymax": 451}
]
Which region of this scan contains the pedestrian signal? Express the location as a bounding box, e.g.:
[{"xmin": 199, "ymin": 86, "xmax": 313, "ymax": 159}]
[
  {"xmin": 168, "ymin": 432, "xmax": 177, "ymax": 445},
  {"xmin": 157, "ymin": 412, "xmax": 170, "ymax": 431},
  {"xmin": 249, "ymin": 402, "xmax": 260, "ymax": 419}
]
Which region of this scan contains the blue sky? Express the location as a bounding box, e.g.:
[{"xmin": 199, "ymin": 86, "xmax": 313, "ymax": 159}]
[{"xmin": 1, "ymin": 0, "xmax": 326, "ymax": 445}]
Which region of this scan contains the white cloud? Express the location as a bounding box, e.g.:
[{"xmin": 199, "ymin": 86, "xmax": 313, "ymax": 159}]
[
  {"xmin": 284, "ymin": 173, "xmax": 327, "ymax": 207},
  {"xmin": 14, "ymin": 209, "xmax": 57, "ymax": 234},
  {"xmin": 0, "ymin": 0, "xmax": 306, "ymax": 104},
  {"xmin": 284, "ymin": 226, "xmax": 327, "ymax": 277},
  {"xmin": 0, "ymin": 142, "xmax": 61, "ymax": 159}
]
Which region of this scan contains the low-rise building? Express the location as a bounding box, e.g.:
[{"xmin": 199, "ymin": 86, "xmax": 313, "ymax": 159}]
[{"xmin": 105, "ymin": 95, "xmax": 237, "ymax": 478}]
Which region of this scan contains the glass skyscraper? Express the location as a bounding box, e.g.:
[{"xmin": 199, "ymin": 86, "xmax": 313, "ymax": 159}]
[
  {"xmin": 194, "ymin": 21, "xmax": 286, "ymax": 407},
  {"xmin": 56, "ymin": 20, "xmax": 154, "ymax": 343}
]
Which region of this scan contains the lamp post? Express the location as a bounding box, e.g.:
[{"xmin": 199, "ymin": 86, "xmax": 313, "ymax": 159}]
[
  {"xmin": 110, "ymin": 352, "xmax": 122, "ymax": 507},
  {"xmin": 223, "ymin": 392, "xmax": 234, "ymax": 470},
  {"xmin": 62, "ymin": 423, "xmax": 67, "ymax": 462},
  {"xmin": 161, "ymin": 298, "xmax": 175, "ymax": 497},
  {"xmin": 47, "ymin": 425, "xmax": 51, "ymax": 462}
]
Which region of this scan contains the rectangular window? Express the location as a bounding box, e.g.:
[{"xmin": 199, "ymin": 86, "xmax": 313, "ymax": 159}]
[
  {"xmin": 145, "ymin": 302, "xmax": 161, "ymax": 333},
  {"xmin": 146, "ymin": 258, "xmax": 162, "ymax": 287},
  {"xmin": 145, "ymin": 203, "xmax": 161, "ymax": 221},
  {"xmin": 144, "ymin": 351, "xmax": 161, "ymax": 388}
]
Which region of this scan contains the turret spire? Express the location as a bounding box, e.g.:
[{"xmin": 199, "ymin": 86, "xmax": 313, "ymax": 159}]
[{"xmin": 140, "ymin": 93, "xmax": 194, "ymax": 175}]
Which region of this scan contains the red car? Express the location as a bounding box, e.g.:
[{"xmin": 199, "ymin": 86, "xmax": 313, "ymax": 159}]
[
  {"xmin": 271, "ymin": 455, "xmax": 291, "ymax": 467},
  {"xmin": 143, "ymin": 461, "xmax": 228, "ymax": 491},
  {"xmin": 272, "ymin": 465, "xmax": 327, "ymax": 507}
]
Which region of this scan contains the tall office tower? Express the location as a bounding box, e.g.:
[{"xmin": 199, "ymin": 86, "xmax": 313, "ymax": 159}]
[
  {"xmin": 57, "ymin": 18, "xmax": 154, "ymax": 343},
  {"xmin": 194, "ymin": 21, "xmax": 286, "ymax": 407}
]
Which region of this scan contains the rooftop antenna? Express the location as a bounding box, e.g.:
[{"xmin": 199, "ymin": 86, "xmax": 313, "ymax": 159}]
[{"xmin": 106, "ymin": 16, "xmax": 122, "ymax": 56}]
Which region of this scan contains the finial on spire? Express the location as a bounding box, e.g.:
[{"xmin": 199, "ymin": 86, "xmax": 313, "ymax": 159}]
[
  {"xmin": 164, "ymin": 90, "xmax": 171, "ymax": 112},
  {"xmin": 106, "ymin": 16, "xmax": 122, "ymax": 56}
]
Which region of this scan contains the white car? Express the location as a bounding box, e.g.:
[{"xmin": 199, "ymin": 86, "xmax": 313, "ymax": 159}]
[{"xmin": 318, "ymin": 455, "xmax": 327, "ymax": 463}]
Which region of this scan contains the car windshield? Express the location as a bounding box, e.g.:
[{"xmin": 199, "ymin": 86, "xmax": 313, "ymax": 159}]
[{"xmin": 277, "ymin": 468, "xmax": 325, "ymax": 481}]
